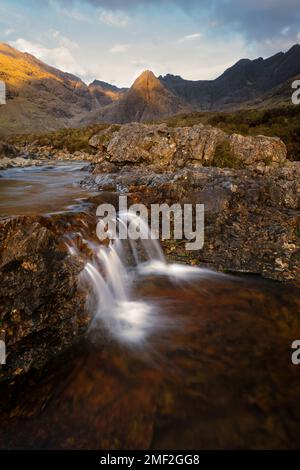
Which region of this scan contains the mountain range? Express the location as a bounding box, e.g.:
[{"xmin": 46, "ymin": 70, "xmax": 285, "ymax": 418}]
[{"xmin": 0, "ymin": 42, "xmax": 299, "ymax": 136}]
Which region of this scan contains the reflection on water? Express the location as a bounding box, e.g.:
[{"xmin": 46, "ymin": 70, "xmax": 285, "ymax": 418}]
[
  {"xmin": 0, "ymin": 273, "xmax": 300, "ymax": 450},
  {"xmin": 0, "ymin": 162, "xmax": 97, "ymax": 216}
]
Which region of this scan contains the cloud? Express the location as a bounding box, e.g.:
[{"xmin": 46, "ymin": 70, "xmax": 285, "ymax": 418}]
[
  {"xmin": 64, "ymin": 0, "xmax": 300, "ymax": 43},
  {"xmin": 10, "ymin": 38, "xmax": 85, "ymax": 76},
  {"xmin": 204, "ymin": 0, "xmax": 300, "ymax": 43},
  {"xmin": 49, "ymin": 0, "xmax": 91, "ymax": 21},
  {"xmin": 177, "ymin": 33, "xmax": 203, "ymax": 43},
  {"xmin": 110, "ymin": 43, "xmax": 130, "ymax": 53},
  {"xmin": 48, "ymin": 29, "xmax": 79, "ymax": 49},
  {"xmin": 98, "ymin": 8, "xmax": 129, "ymax": 26}
]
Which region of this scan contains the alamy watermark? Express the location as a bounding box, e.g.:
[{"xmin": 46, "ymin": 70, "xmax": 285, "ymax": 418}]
[
  {"xmin": 0, "ymin": 334, "xmax": 6, "ymax": 366},
  {"xmin": 292, "ymin": 80, "xmax": 300, "ymax": 105},
  {"xmin": 0, "ymin": 80, "xmax": 6, "ymax": 105},
  {"xmin": 96, "ymin": 196, "xmax": 204, "ymax": 251}
]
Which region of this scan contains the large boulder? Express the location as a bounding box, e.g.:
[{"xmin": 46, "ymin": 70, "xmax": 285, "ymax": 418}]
[{"xmin": 88, "ymin": 123, "xmax": 287, "ymax": 170}]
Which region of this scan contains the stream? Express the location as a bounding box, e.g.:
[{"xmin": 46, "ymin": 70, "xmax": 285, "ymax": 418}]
[{"xmin": 0, "ymin": 163, "xmax": 300, "ymax": 449}]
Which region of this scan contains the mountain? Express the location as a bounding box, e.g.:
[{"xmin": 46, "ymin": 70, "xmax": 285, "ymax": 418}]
[
  {"xmin": 159, "ymin": 44, "xmax": 300, "ymax": 110},
  {"xmin": 81, "ymin": 70, "xmax": 193, "ymax": 125},
  {"xmin": 0, "ymin": 42, "xmax": 101, "ymax": 136},
  {"xmin": 0, "ymin": 42, "xmax": 299, "ymax": 136},
  {"xmin": 88, "ymin": 80, "xmax": 127, "ymax": 107}
]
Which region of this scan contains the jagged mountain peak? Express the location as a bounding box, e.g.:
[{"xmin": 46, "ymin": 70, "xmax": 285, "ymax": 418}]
[{"xmin": 131, "ymin": 70, "xmax": 165, "ymax": 92}]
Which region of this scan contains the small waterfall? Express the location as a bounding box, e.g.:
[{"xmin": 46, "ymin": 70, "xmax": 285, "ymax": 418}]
[{"xmin": 67, "ymin": 211, "xmax": 206, "ymax": 345}]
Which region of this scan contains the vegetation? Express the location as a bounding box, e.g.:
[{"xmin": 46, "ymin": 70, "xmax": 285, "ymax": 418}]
[
  {"xmin": 6, "ymin": 124, "xmax": 112, "ymax": 153},
  {"xmin": 5, "ymin": 105, "xmax": 300, "ymax": 161},
  {"xmin": 160, "ymin": 105, "xmax": 300, "ymax": 161},
  {"xmin": 206, "ymin": 141, "xmax": 245, "ymax": 169}
]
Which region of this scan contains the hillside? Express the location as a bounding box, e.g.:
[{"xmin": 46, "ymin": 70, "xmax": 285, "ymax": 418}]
[
  {"xmin": 159, "ymin": 44, "xmax": 300, "ymax": 111},
  {"xmin": 0, "ymin": 43, "xmax": 300, "ymax": 135},
  {"xmin": 88, "ymin": 80, "xmax": 127, "ymax": 107},
  {"xmin": 0, "ymin": 43, "xmax": 125, "ymax": 136},
  {"xmin": 6, "ymin": 105, "xmax": 300, "ymax": 162},
  {"xmin": 81, "ymin": 70, "xmax": 193, "ymax": 125}
]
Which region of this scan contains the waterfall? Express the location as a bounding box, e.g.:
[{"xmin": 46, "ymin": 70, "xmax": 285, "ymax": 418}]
[{"xmin": 67, "ymin": 211, "xmax": 207, "ymax": 345}]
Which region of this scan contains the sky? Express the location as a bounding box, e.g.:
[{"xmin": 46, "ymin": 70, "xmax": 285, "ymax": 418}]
[{"xmin": 1, "ymin": 0, "xmax": 300, "ymax": 87}]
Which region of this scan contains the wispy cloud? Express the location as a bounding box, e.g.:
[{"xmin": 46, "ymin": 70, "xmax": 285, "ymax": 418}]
[
  {"xmin": 49, "ymin": 0, "xmax": 91, "ymax": 22},
  {"xmin": 4, "ymin": 28, "xmax": 15, "ymax": 36},
  {"xmin": 110, "ymin": 43, "xmax": 130, "ymax": 53},
  {"xmin": 10, "ymin": 38, "xmax": 85, "ymax": 76},
  {"xmin": 98, "ymin": 8, "xmax": 129, "ymax": 27},
  {"xmin": 177, "ymin": 32, "xmax": 203, "ymax": 43},
  {"xmin": 48, "ymin": 29, "xmax": 79, "ymax": 50}
]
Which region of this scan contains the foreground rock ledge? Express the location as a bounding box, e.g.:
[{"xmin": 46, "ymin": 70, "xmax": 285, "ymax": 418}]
[
  {"xmin": 82, "ymin": 163, "xmax": 300, "ymax": 282},
  {"xmin": 0, "ymin": 215, "xmax": 88, "ymax": 382}
]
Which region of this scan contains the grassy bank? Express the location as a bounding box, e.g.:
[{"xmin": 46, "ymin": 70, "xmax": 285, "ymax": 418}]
[{"xmin": 5, "ymin": 105, "xmax": 300, "ymax": 161}]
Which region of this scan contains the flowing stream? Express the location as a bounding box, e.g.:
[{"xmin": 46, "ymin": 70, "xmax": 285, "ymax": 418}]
[
  {"xmin": 68, "ymin": 211, "xmax": 217, "ymax": 344},
  {"xmin": 0, "ymin": 161, "xmax": 97, "ymax": 215},
  {"xmin": 1, "ymin": 163, "xmax": 300, "ymax": 449}
]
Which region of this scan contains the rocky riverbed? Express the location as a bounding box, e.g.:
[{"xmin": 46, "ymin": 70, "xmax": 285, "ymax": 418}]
[{"xmin": 0, "ymin": 122, "xmax": 300, "ymax": 449}]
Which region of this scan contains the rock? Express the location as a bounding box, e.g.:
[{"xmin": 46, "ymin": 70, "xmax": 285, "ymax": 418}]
[
  {"xmin": 228, "ymin": 134, "xmax": 287, "ymax": 167},
  {"xmin": 0, "ymin": 215, "xmax": 88, "ymax": 383},
  {"xmin": 0, "ymin": 156, "xmax": 44, "ymax": 170},
  {"xmin": 82, "ymin": 163, "xmax": 300, "ymax": 282},
  {"xmin": 88, "ymin": 123, "xmax": 287, "ymax": 169},
  {"xmin": 0, "ymin": 142, "xmax": 19, "ymax": 159},
  {"xmin": 88, "ymin": 126, "xmax": 118, "ymax": 148},
  {"xmin": 172, "ymin": 124, "xmax": 226, "ymax": 165}
]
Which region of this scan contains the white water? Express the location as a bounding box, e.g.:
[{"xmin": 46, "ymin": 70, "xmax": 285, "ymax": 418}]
[{"xmin": 68, "ymin": 212, "xmax": 217, "ymax": 345}]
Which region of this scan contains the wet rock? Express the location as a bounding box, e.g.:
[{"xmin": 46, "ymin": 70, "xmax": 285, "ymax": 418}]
[
  {"xmin": 0, "ymin": 215, "xmax": 88, "ymax": 383},
  {"xmin": 82, "ymin": 163, "xmax": 300, "ymax": 282},
  {"xmin": 0, "ymin": 156, "xmax": 45, "ymax": 170}
]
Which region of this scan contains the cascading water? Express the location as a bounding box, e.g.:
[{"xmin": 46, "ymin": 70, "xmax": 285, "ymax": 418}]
[{"xmin": 67, "ymin": 211, "xmax": 209, "ymax": 344}]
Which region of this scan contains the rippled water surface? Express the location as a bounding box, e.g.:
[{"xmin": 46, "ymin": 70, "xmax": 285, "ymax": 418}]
[{"xmin": 0, "ymin": 162, "xmax": 97, "ymax": 216}]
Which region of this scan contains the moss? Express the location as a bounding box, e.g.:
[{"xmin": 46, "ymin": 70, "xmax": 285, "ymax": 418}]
[
  {"xmin": 295, "ymin": 227, "xmax": 300, "ymax": 239},
  {"xmin": 206, "ymin": 141, "xmax": 245, "ymax": 169}
]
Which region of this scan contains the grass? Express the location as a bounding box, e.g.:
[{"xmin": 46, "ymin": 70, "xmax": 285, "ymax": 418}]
[
  {"xmin": 159, "ymin": 105, "xmax": 300, "ymax": 161},
  {"xmin": 205, "ymin": 141, "xmax": 245, "ymax": 169},
  {"xmin": 4, "ymin": 105, "xmax": 300, "ymax": 162},
  {"xmin": 6, "ymin": 123, "xmax": 122, "ymax": 153},
  {"xmin": 6, "ymin": 124, "xmax": 111, "ymax": 153}
]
